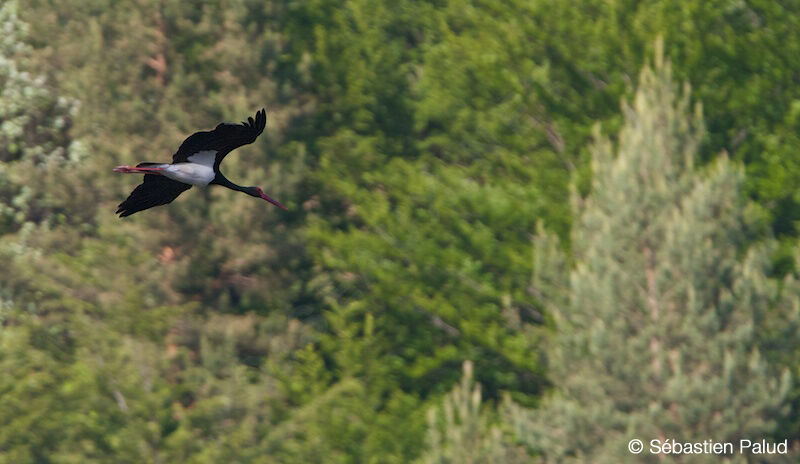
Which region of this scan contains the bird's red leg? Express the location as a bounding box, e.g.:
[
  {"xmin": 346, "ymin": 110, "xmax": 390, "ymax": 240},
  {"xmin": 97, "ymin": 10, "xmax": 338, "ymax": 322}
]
[{"xmin": 113, "ymin": 165, "xmax": 166, "ymax": 174}]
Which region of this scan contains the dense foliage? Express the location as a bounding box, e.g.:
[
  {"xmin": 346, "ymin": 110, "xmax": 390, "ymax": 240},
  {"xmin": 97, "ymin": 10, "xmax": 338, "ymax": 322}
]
[
  {"xmin": 515, "ymin": 52, "xmax": 800, "ymax": 463},
  {"xmin": 2, "ymin": 0, "xmax": 799, "ymax": 461}
]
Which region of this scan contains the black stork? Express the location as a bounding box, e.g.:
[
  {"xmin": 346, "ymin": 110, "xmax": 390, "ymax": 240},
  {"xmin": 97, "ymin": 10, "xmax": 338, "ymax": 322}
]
[{"xmin": 114, "ymin": 108, "xmax": 287, "ymax": 217}]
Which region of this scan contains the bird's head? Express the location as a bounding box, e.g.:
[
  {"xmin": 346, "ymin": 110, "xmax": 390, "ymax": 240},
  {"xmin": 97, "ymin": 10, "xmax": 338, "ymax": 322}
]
[{"xmin": 245, "ymin": 186, "xmax": 288, "ymax": 210}]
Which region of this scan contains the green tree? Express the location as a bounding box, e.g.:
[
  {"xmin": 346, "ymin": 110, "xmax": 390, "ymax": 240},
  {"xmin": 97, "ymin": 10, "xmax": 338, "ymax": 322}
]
[
  {"xmin": 21, "ymin": 0, "xmax": 310, "ymax": 315},
  {"xmin": 420, "ymin": 361, "xmax": 527, "ymax": 464},
  {"xmin": 0, "ymin": 3, "xmax": 325, "ymax": 462},
  {"xmin": 8, "ymin": 0, "xmax": 800, "ymax": 461},
  {"xmin": 415, "ymin": 0, "xmax": 800, "ymax": 270},
  {"xmin": 306, "ymin": 0, "xmax": 544, "ymax": 404},
  {"xmin": 0, "ymin": 0, "xmax": 86, "ymax": 234},
  {"xmin": 510, "ymin": 51, "xmax": 800, "ymax": 462}
]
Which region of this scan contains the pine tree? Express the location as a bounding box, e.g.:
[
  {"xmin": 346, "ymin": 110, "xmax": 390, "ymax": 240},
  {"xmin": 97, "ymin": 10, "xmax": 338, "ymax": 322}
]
[
  {"xmin": 0, "ymin": 0, "xmax": 85, "ymax": 234},
  {"xmin": 511, "ymin": 46, "xmax": 800, "ymax": 463},
  {"xmin": 421, "ymin": 361, "xmax": 527, "ymax": 464}
]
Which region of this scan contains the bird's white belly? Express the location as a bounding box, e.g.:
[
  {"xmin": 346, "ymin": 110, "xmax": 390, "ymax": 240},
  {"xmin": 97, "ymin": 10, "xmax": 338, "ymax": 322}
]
[{"xmin": 163, "ymin": 163, "xmax": 215, "ymax": 186}]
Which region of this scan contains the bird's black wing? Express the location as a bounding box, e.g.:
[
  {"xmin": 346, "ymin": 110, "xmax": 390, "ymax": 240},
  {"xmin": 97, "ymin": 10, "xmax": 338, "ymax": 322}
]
[
  {"xmin": 116, "ymin": 174, "xmax": 192, "ymax": 217},
  {"xmin": 172, "ymin": 108, "xmax": 266, "ymax": 168}
]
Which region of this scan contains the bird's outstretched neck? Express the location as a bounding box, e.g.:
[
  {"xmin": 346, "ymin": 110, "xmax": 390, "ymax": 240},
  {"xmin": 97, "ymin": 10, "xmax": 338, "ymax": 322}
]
[
  {"xmin": 211, "ymin": 172, "xmax": 242, "ymax": 191},
  {"xmin": 212, "ymin": 172, "xmax": 287, "ymax": 210}
]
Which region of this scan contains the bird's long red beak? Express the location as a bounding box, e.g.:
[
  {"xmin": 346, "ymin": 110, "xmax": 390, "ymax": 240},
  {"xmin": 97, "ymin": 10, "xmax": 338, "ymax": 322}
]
[{"xmin": 260, "ymin": 191, "xmax": 288, "ymax": 210}]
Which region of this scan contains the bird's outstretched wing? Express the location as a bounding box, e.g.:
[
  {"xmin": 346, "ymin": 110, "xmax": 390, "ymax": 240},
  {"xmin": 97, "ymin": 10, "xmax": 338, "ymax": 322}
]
[
  {"xmin": 172, "ymin": 108, "xmax": 267, "ymax": 168},
  {"xmin": 116, "ymin": 174, "xmax": 192, "ymax": 217}
]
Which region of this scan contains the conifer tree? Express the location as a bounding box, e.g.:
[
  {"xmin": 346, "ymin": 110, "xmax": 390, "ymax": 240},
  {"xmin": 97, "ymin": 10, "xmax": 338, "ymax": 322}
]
[
  {"xmin": 511, "ymin": 46, "xmax": 800, "ymax": 462},
  {"xmin": 0, "ymin": 0, "xmax": 84, "ymax": 234},
  {"xmin": 421, "ymin": 361, "xmax": 526, "ymax": 464}
]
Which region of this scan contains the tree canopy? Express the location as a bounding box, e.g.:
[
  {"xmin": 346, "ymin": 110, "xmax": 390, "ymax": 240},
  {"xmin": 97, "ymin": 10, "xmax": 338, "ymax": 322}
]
[{"xmin": 2, "ymin": 0, "xmax": 800, "ymax": 461}]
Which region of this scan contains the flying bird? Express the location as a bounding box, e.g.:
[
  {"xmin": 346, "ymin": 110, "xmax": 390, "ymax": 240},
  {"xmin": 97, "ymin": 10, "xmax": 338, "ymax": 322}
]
[{"xmin": 114, "ymin": 108, "xmax": 286, "ymax": 217}]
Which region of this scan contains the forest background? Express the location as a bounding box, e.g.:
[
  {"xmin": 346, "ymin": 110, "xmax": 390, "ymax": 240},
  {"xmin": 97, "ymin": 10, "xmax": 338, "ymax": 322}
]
[{"xmin": 3, "ymin": 0, "xmax": 800, "ymax": 462}]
